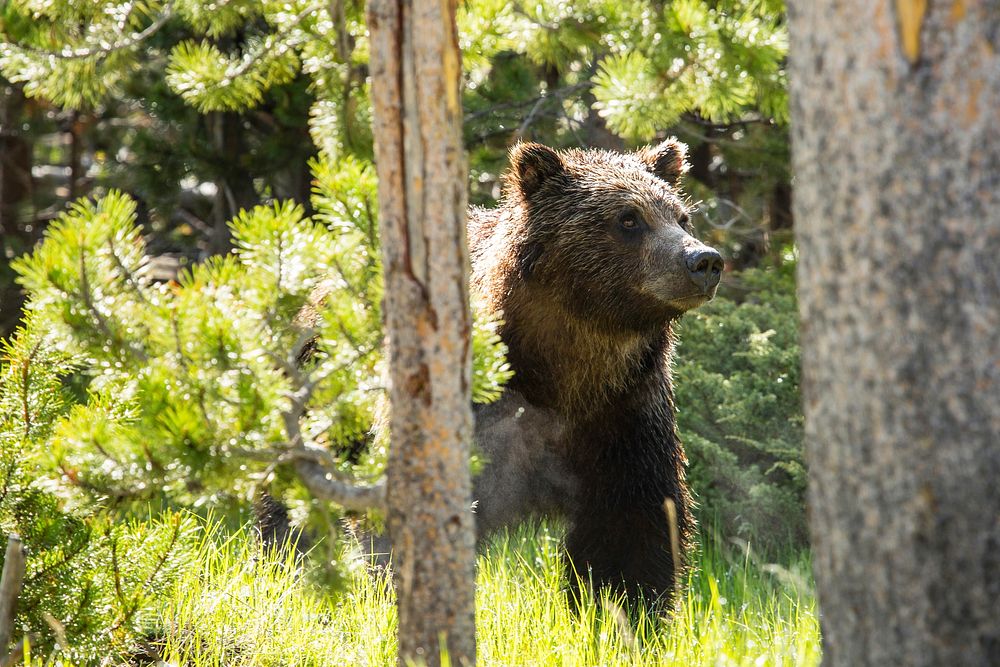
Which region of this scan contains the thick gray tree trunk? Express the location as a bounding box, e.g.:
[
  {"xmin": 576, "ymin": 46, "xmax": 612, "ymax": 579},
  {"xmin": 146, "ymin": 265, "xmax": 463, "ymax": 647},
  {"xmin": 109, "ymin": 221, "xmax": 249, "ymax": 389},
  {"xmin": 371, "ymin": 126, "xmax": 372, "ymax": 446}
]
[
  {"xmin": 366, "ymin": 0, "xmax": 476, "ymax": 665},
  {"xmin": 789, "ymin": 1, "xmax": 1000, "ymax": 665}
]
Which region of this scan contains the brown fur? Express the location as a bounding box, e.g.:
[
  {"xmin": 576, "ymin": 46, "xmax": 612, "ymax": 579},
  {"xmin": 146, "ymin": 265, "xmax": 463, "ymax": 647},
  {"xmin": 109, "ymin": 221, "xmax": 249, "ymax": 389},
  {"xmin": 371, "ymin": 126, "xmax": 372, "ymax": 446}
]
[{"xmin": 469, "ymin": 140, "xmax": 722, "ymax": 606}]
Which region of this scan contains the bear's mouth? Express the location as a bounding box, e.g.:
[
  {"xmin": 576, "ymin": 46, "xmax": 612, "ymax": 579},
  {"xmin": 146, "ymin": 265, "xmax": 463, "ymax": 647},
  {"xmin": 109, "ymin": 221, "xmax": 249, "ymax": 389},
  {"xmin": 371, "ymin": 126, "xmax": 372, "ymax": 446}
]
[{"xmin": 666, "ymin": 292, "xmax": 715, "ymax": 311}]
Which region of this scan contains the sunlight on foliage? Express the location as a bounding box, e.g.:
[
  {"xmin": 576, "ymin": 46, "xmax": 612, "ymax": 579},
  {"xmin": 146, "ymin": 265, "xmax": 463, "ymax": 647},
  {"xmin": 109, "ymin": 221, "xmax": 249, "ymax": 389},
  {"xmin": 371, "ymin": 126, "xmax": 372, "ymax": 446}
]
[
  {"xmin": 0, "ymin": 0, "xmax": 167, "ymax": 108},
  {"xmin": 174, "ymin": 0, "xmax": 263, "ymax": 38},
  {"xmin": 166, "ymin": 39, "xmax": 300, "ymax": 112},
  {"xmin": 592, "ymin": 0, "xmax": 788, "ymax": 140},
  {"xmin": 8, "ymin": 154, "xmax": 511, "ymax": 537},
  {"xmin": 0, "ymin": 322, "xmax": 199, "ymax": 659},
  {"xmin": 142, "ymin": 523, "xmax": 819, "ymax": 666}
]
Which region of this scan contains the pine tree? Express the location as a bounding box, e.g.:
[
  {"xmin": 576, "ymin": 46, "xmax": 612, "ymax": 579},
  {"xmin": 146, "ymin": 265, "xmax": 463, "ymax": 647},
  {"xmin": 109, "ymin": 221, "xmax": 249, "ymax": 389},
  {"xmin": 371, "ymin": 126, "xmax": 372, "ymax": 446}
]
[
  {"xmin": 10, "ymin": 167, "xmax": 511, "ymax": 517},
  {"xmin": 2, "ymin": 165, "xmax": 510, "ymax": 656},
  {"xmin": 0, "ymin": 321, "xmax": 198, "ymax": 662}
]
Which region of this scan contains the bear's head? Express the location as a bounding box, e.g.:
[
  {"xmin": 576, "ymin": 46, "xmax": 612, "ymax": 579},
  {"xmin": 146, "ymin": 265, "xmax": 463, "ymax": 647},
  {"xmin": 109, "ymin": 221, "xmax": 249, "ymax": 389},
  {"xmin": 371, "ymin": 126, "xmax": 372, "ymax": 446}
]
[{"xmin": 505, "ymin": 139, "xmax": 723, "ymax": 333}]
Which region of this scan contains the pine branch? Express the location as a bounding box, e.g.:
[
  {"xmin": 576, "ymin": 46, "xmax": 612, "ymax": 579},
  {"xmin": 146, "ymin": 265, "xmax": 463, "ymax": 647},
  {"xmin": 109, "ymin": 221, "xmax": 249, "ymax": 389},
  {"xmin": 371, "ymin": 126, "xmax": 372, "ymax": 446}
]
[
  {"xmin": 224, "ymin": 3, "xmax": 322, "ymax": 80},
  {"xmin": 106, "ymin": 238, "xmax": 151, "ymax": 308},
  {"xmin": 271, "ymin": 341, "xmax": 386, "ymax": 511},
  {"xmin": 18, "ymin": 340, "xmax": 42, "ymax": 439},
  {"xmin": 109, "ymin": 515, "xmax": 183, "ymax": 634},
  {"xmin": 77, "ymin": 245, "xmax": 148, "ymax": 363},
  {"xmin": 5, "ymin": 5, "xmax": 175, "ymax": 61},
  {"xmin": 292, "ymin": 458, "xmax": 386, "ymax": 512},
  {"xmin": 108, "ymin": 532, "xmax": 125, "ymax": 611}
]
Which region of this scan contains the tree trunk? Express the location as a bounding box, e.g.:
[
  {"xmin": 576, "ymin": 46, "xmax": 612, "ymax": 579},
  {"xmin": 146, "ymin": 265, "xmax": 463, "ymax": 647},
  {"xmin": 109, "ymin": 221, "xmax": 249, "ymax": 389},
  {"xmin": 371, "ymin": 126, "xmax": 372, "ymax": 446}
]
[
  {"xmin": 0, "ymin": 84, "xmax": 31, "ymax": 226},
  {"xmin": 788, "ymin": 2, "xmax": 1000, "ymax": 665},
  {"xmin": 366, "ymin": 0, "xmax": 476, "ymax": 665},
  {"xmin": 0, "ymin": 83, "xmax": 32, "ymax": 340},
  {"xmin": 67, "ymin": 110, "xmax": 82, "ymax": 201}
]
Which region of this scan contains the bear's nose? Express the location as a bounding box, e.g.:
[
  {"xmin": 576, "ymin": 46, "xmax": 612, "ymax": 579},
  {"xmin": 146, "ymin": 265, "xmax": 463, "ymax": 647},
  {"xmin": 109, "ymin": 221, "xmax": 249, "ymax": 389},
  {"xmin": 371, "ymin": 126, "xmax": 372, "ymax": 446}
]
[{"xmin": 685, "ymin": 248, "xmax": 724, "ymax": 291}]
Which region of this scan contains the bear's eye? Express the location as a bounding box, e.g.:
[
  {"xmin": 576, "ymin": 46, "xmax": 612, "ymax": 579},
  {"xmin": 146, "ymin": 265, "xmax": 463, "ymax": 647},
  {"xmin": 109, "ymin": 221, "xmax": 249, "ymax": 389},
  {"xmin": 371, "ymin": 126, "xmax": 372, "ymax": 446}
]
[
  {"xmin": 619, "ymin": 211, "xmax": 644, "ymax": 232},
  {"xmin": 677, "ymin": 213, "xmax": 691, "ymax": 229}
]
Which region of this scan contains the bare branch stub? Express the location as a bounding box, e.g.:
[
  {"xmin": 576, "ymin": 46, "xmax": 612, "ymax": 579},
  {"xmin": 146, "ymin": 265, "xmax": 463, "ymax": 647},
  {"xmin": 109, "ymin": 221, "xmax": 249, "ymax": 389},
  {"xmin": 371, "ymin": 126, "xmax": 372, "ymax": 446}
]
[{"xmin": 0, "ymin": 535, "xmax": 26, "ymax": 661}]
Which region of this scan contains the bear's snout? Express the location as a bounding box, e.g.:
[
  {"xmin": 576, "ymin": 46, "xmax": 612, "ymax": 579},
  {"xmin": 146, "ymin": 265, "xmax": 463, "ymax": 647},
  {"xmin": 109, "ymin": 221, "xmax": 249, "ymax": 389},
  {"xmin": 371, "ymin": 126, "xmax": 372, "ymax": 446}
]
[{"xmin": 684, "ymin": 247, "xmax": 724, "ymax": 293}]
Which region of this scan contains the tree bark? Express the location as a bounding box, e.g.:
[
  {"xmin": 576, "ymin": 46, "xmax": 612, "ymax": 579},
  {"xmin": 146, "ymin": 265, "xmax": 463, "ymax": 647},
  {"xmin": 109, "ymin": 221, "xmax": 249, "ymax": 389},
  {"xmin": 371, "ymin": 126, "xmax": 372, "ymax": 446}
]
[
  {"xmin": 366, "ymin": 0, "xmax": 476, "ymax": 665},
  {"xmin": 0, "ymin": 83, "xmax": 32, "ymax": 340},
  {"xmin": 0, "ymin": 85, "xmax": 31, "ymax": 227},
  {"xmin": 789, "ymin": 2, "xmax": 1000, "ymax": 665},
  {"xmin": 0, "ymin": 535, "xmax": 26, "ymax": 661}
]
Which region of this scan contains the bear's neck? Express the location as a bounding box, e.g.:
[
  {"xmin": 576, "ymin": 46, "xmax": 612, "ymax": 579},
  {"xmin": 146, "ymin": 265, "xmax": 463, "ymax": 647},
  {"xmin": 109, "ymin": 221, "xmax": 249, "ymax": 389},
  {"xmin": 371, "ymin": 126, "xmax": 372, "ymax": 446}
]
[{"xmin": 500, "ymin": 291, "xmax": 674, "ymax": 415}]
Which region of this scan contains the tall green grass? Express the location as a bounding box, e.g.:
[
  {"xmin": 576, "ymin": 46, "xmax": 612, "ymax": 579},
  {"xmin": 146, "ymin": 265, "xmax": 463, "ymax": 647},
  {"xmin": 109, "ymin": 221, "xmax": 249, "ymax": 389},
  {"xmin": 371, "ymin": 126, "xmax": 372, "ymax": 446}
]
[
  {"xmin": 24, "ymin": 523, "xmax": 819, "ymax": 665},
  {"xmin": 143, "ymin": 523, "xmax": 819, "ymax": 666},
  {"xmin": 476, "ymin": 526, "xmax": 818, "ymax": 666}
]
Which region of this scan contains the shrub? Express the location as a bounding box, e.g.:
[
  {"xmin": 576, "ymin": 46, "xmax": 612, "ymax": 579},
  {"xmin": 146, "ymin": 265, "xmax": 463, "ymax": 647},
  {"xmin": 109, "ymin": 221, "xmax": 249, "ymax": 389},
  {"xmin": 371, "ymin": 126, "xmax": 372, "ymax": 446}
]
[
  {"xmin": 674, "ymin": 259, "xmax": 805, "ymax": 552},
  {"xmin": 0, "ymin": 324, "xmax": 197, "ymax": 662},
  {"xmin": 0, "ymin": 154, "xmax": 513, "ymax": 656}
]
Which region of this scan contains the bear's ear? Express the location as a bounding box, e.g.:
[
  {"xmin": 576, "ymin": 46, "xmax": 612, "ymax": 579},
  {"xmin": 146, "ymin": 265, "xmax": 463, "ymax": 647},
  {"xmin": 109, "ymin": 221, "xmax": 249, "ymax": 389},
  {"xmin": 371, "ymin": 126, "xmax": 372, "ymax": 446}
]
[
  {"xmin": 637, "ymin": 138, "xmax": 689, "ymax": 186},
  {"xmin": 508, "ymin": 142, "xmax": 564, "ymax": 199}
]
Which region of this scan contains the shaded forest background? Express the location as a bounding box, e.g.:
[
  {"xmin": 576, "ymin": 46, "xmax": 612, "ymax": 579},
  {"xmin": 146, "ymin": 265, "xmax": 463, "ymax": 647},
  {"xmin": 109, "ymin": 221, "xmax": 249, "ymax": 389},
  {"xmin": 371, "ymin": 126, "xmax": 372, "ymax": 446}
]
[{"xmin": 1, "ymin": 0, "xmax": 791, "ymax": 329}]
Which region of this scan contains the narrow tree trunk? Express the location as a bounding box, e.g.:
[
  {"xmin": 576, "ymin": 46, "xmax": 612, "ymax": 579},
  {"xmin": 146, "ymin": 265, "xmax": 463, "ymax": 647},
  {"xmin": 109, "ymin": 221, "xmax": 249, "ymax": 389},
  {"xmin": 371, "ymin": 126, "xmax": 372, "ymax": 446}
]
[
  {"xmin": 0, "ymin": 84, "xmax": 32, "ymax": 339},
  {"xmin": 789, "ymin": 2, "xmax": 1000, "ymax": 665},
  {"xmin": 0, "ymin": 84, "xmax": 31, "ymax": 226},
  {"xmin": 67, "ymin": 110, "xmax": 82, "ymax": 201},
  {"xmin": 366, "ymin": 0, "xmax": 476, "ymax": 665}
]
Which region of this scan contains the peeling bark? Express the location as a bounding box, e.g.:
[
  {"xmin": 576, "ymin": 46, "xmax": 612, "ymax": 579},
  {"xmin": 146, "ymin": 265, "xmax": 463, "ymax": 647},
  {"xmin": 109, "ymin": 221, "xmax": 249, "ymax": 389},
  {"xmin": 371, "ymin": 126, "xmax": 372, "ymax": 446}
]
[{"xmin": 367, "ymin": 0, "xmax": 476, "ymax": 664}]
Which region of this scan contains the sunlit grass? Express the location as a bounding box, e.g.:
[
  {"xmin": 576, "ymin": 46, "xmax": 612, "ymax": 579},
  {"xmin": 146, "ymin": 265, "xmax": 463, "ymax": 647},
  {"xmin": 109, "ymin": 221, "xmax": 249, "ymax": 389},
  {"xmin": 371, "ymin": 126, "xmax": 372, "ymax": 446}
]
[
  {"xmin": 476, "ymin": 526, "xmax": 819, "ymax": 666},
  {"xmin": 144, "ymin": 523, "xmax": 819, "ymax": 666},
  {"xmin": 151, "ymin": 528, "xmax": 395, "ymax": 666}
]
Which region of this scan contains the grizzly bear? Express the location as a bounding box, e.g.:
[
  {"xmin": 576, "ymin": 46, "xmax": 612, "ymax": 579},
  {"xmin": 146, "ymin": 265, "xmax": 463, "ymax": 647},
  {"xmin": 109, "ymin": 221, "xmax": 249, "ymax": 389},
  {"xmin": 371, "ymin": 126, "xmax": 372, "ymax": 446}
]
[{"xmin": 468, "ymin": 139, "xmax": 723, "ymax": 605}]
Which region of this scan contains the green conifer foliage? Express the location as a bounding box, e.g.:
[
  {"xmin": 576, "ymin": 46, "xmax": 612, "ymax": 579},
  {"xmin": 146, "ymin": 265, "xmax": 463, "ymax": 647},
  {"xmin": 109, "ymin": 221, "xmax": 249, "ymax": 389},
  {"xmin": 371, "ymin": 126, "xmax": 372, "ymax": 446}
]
[
  {"xmin": 591, "ymin": 0, "xmax": 788, "ymax": 141},
  {"xmin": 10, "ymin": 159, "xmax": 511, "ymax": 521},
  {"xmin": 1, "ymin": 162, "xmax": 511, "ymax": 654},
  {"xmin": 674, "ymin": 260, "xmax": 804, "ymax": 552},
  {"xmin": 1, "ymin": 0, "xmax": 786, "ymax": 153},
  {"xmin": 0, "ymin": 323, "xmax": 198, "ymax": 661}
]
